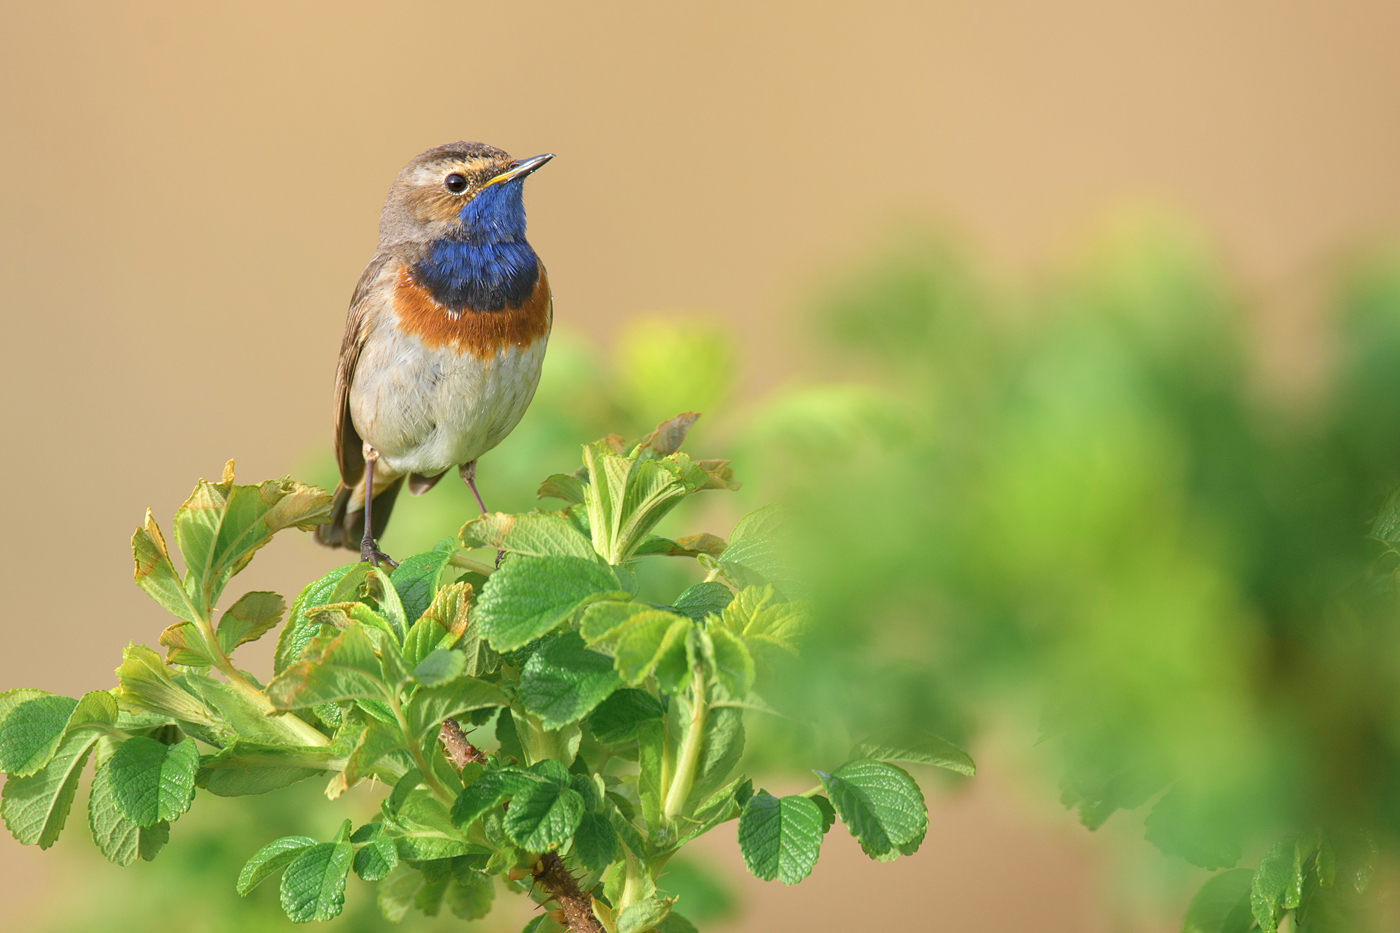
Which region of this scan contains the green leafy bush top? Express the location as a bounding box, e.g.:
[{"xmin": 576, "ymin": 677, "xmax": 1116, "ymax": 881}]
[{"xmin": 0, "ymin": 415, "xmax": 971, "ymax": 932}]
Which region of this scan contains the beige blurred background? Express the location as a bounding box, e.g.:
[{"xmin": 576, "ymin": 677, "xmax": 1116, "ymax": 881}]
[{"xmin": 3, "ymin": 1, "xmax": 1399, "ymax": 929}]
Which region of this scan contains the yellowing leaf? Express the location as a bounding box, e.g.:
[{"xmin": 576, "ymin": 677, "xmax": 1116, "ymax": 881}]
[
  {"xmin": 217, "ymin": 591, "xmax": 286, "ymax": 654},
  {"xmin": 131, "ymin": 511, "xmax": 192, "ymax": 621}
]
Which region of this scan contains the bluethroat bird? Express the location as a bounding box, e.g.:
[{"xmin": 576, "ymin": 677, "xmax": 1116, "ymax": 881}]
[{"xmin": 314, "ymin": 142, "xmax": 555, "ymax": 566}]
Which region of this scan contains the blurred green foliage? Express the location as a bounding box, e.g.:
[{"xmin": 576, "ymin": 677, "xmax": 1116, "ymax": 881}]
[
  {"xmin": 30, "ymin": 218, "xmax": 1400, "ymax": 931},
  {"xmin": 739, "ymin": 220, "xmax": 1400, "ymax": 929}
]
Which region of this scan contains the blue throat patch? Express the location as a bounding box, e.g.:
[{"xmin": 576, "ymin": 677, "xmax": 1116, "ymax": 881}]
[{"xmin": 414, "ymin": 177, "xmax": 539, "ymax": 313}]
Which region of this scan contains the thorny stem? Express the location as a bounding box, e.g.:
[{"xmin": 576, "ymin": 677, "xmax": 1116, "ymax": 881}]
[
  {"xmin": 438, "ymin": 718, "xmax": 486, "ymax": 770},
  {"xmin": 532, "ymin": 852, "xmax": 603, "ymax": 933},
  {"xmin": 662, "ymin": 667, "xmax": 708, "ymax": 821},
  {"xmin": 434, "ymin": 725, "xmax": 600, "ymax": 933}
]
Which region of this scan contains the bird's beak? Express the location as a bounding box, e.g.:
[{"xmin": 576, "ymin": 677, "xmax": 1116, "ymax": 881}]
[{"xmin": 483, "ymin": 153, "xmax": 555, "ymax": 188}]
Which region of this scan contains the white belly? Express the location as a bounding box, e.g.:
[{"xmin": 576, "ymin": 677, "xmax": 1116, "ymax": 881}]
[{"xmin": 349, "ymin": 316, "xmax": 547, "ymax": 476}]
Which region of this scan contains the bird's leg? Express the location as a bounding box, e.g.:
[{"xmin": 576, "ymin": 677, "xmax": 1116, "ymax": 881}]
[
  {"xmin": 459, "ymin": 461, "xmax": 503, "ymax": 566},
  {"xmin": 360, "ymin": 449, "xmax": 397, "ymax": 568},
  {"xmin": 459, "ymin": 460, "xmax": 488, "ymax": 515}
]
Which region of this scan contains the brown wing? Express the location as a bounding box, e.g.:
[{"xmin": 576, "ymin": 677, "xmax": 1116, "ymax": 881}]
[{"xmin": 333, "ymin": 252, "xmax": 396, "ymax": 488}]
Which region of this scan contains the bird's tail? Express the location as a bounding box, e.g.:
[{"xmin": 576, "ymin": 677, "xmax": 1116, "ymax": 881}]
[{"xmin": 314, "ymin": 476, "xmax": 405, "ymax": 550}]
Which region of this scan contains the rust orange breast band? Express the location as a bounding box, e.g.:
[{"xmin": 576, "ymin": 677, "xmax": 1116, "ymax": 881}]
[{"xmin": 391, "ymin": 265, "xmax": 551, "ymax": 358}]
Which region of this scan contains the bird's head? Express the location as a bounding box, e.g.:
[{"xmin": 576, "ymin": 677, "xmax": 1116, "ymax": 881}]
[{"xmin": 379, "ymin": 142, "xmax": 553, "ymax": 247}]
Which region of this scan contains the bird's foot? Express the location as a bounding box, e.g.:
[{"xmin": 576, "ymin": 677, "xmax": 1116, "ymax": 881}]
[{"xmin": 360, "ymin": 536, "xmax": 398, "ymax": 569}]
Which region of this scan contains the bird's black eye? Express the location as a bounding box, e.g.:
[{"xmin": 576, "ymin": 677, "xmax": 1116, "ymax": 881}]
[{"xmin": 444, "ymin": 173, "xmax": 468, "ymax": 193}]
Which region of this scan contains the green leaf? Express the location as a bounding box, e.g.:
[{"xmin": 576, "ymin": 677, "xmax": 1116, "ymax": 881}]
[
  {"xmin": 680, "ymin": 775, "xmax": 754, "ymax": 845},
  {"xmin": 812, "ymin": 794, "xmax": 837, "ymax": 833},
  {"xmin": 579, "ymin": 600, "xmax": 654, "ymax": 645},
  {"xmin": 672, "ymin": 581, "xmax": 733, "ymax": 621},
  {"xmin": 571, "ymin": 772, "xmax": 603, "ymax": 811},
  {"xmin": 460, "ymin": 511, "xmax": 598, "ymax": 560},
  {"xmin": 197, "ymin": 742, "xmax": 333, "ymax": 797},
  {"xmin": 1317, "ymin": 840, "xmax": 1337, "ymax": 888},
  {"xmin": 448, "ymin": 863, "xmax": 495, "ymax": 919},
  {"xmin": 504, "ymin": 781, "xmax": 586, "ymax": 851},
  {"xmin": 706, "ymin": 627, "xmax": 755, "ymax": 697},
  {"xmin": 476, "ymin": 556, "xmax": 626, "ymax": 651},
  {"xmin": 87, "ymin": 759, "xmax": 169, "ymax": 865},
  {"xmin": 519, "ymin": 633, "xmax": 623, "ymax": 730},
  {"xmin": 237, "ymin": 834, "xmax": 318, "ymax": 895},
  {"xmin": 414, "ymin": 648, "xmax": 467, "ymax": 686},
  {"xmin": 403, "ymin": 616, "xmax": 450, "ymax": 670},
  {"xmin": 522, "ymin": 915, "xmax": 565, "ymax": 933},
  {"xmin": 850, "ymin": 728, "xmax": 976, "ymax": 777},
  {"xmin": 391, "ymin": 550, "xmax": 454, "ymax": 624},
  {"xmin": 1184, "ymin": 869, "xmax": 1256, "ymax": 933},
  {"xmin": 816, "ymin": 759, "xmax": 928, "ymax": 859},
  {"xmin": 0, "ymin": 694, "xmax": 78, "ymax": 776},
  {"xmin": 496, "ymin": 708, "xmax": 525, "ymax": 764},
  {"xmin": 364, "ymin": 565, "xmax": 409, "ymax": 639},
  {"xmin": 572, "ymin": 809, "xmax": 619, "ymax": 871},
  {"xmin": 384, "ymin": 767, "xmax": 422, "ymax": 817},
  {"xmin": 538, "ymin": 473, "xmax": 587, "ymax": 504},
  {"xmin": 64, "ymin": 690, "xmax": 118, "ymax": 734},
  {"xmin": 720, "ymin": 504, "xmax": 788, "ymax": 592},
  {"xmin": 173, "ymin": 464, "xmax": 333, "ymax": 609},
  {"xmin": 276, "ymin": 564, "xmax": 355, "ymax": 674},
  {"xmin": 656, "ymin": 915, "xmax": 701, "ymax": 933},
  {"xmin": 107, "ymin": 736, "xmax": 199, "ymax": 827},
  {"xmin": 388, "ymin": 788, "xmax": 478, "ymax": 860},
  {"xmin": 115, "ymin": 644, "xmax": 221, "ymax": 729},
  {"xmin": 717, "ymin": 586, "xmax": 807, "ymax": 649},
  {"xmin": 615, "ymin": 615, "xmax": 693, "ymax": 685},
  {"xmin": 351, "ymin": 822, "xmax": 399, "ymax": 882},
  {"xmin": 280, "ymin": 838, "xmax": 354, "ymax": 922},
  {"xmin": 686, "ymin": 705, "xmax": 746, "ymax": 809},
  {"xmin": 266, "ymin": 624, "xmax": 387, "ymax": 710},
  {"xmin": 617, "ymin": 456, "xmax": 725, "ymax": 563},
  {"xmin": 216, "ymin": 591, "xmax": 286, "ymax": 655},
  {"xmin": 617, "ymin": 896, "xmax": 674, "ymax": 933},
  {"xmin": 527, "ymin": 757, "xmax": 573, "ymax": 785},
  {"xmin": 132, "ymin": 510, "xmax": 194, "ymax": 620},
  {"xmin": 326, "ymin": 715, "xmax": 409, "ymax": 800},
  {"xmin": 377, "ymin": 863, "xmax": 423, "ymax": 923},
  {"xmin": 0, "ymin": 689, "xmax": 49, "ymax": 723},
  {"xmin": 587, "ymin": 689, "xmax": 666, "ymax": 745},
  {"xmin": 176, "ymin": 678, "xmax": 282, "ymax": 746},
  {"xmin": 449, "ymin": 766, "xmax": 540, "ymax": 829},
  {"xmin": 405, "ymin": 678, "xmax": 508, "ymax": 738},
  {"xmin": 654, "ymin": 626, "xmax": 694, "ymax": 695},
  {"xmin": 633, "ymin": 534, "xmax": 728, "ymax": 558},
  {"xmin": 139, "ymin": 819, "xmax": 171, "ymax": 861},
  {"xmin": 1, "ymin": 727, "xmax": 100, "ymax": 847},
  {"xmin": 580, "ymin": 421, "xmax": 736, "ymax": 565},
  {"xmin": 1252, "ymin": 836, "xmax": 1309, "ymax": 932},
  {"xmin": 738, "ymin": 791, "xmax": 824, "ymax": 885},
  {"xmin": 1144, "ymin": 784, "xmax": 1243, "ymax": 870},
  {"xmin": 637, "ymin": 719, "xmax": 666, "ymax": 827}
]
